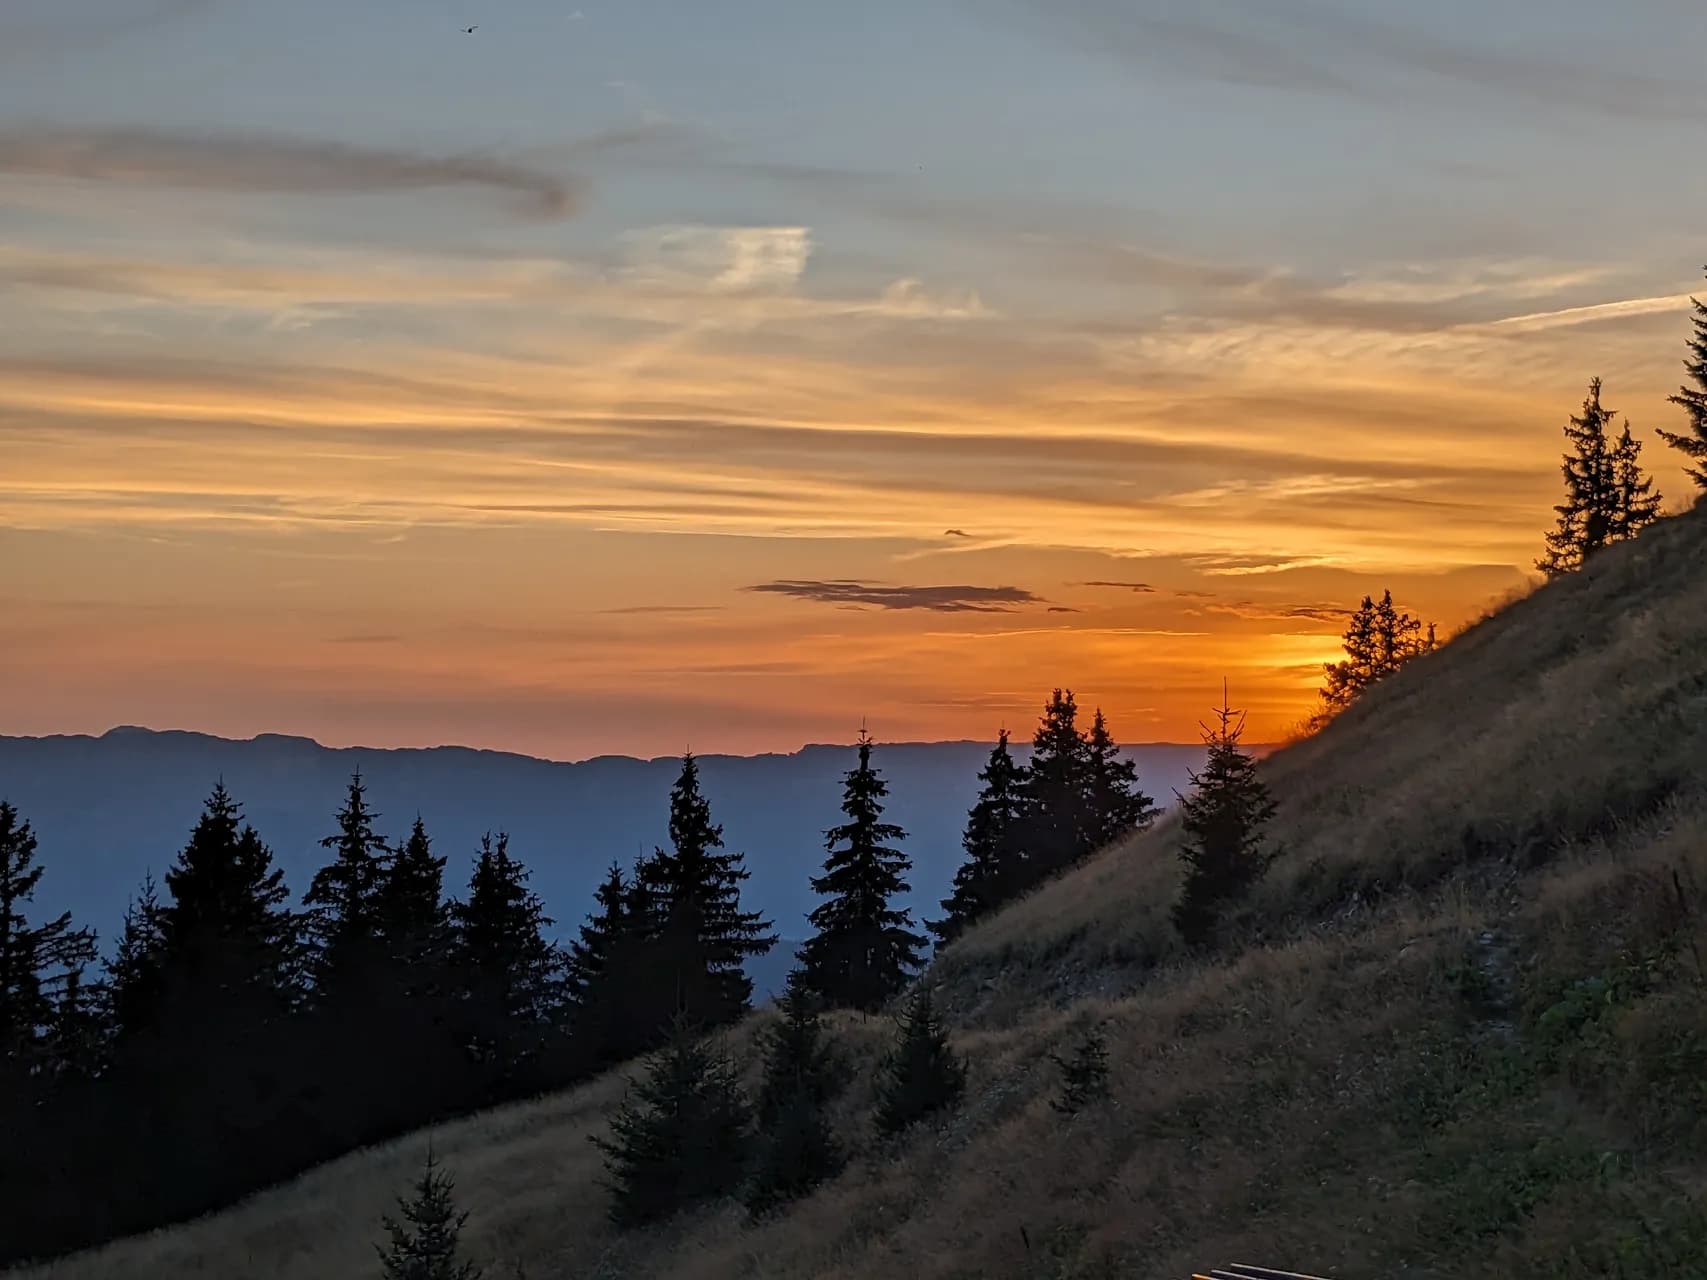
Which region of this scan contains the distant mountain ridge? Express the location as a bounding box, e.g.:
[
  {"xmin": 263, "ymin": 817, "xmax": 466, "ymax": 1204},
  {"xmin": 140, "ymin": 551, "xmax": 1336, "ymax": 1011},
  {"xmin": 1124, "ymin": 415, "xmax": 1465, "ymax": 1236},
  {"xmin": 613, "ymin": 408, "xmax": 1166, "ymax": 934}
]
[{"xmin": 0, "ymin": 727, "xmax": 1222, "ymax": 994}]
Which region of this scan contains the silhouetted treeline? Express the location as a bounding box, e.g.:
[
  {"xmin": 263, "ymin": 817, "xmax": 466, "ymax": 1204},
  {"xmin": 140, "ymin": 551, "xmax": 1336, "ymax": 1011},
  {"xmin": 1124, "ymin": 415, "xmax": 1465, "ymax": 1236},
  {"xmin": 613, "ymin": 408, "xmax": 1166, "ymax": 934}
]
[
  {"xmin": 0, "ymin": 691, "xmax": 1169, "ymax": 1264},
  {"xmin": 931, "ymin": 690, "xmax": 1160, "ymax": 944},
  {"xmin": 0, "ymin": 777, "xmax": 593, "ymax": 1264}
]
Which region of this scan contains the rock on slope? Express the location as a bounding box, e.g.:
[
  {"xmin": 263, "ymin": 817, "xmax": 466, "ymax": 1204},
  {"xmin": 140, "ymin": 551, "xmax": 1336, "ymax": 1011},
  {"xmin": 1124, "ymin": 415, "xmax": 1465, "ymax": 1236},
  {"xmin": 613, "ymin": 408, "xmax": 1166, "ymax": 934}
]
[{"xmin": 21, "ymin": 503, "xmax": 1707, "ymax": 1280}]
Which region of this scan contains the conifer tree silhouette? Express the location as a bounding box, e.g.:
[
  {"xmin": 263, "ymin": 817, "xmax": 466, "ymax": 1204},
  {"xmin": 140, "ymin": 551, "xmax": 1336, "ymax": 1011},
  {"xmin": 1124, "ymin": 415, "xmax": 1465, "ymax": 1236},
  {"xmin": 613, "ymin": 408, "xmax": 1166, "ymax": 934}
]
[
  {"xmin": 157, "ymin": 782, "xmax": 303, "ymax": 1013},
  {"xmin": 592, "ymin": 1021, "xmax": 752, "ymax": 1226},
  {"xmin": 1321, "ymin": 590, "xmax": 1435, "ymax": 713},
  {"xmin": 640, "ymin": 755, "xmax": 776, "ymax": 1033},
  {"xmin": 1083, "ymin": 708, "xmax": 1160, "ymax": 850},
  {"xmin": 1539, "ymin": 379, "xmax": 1662, "ymax": 578},
  {"xmin": 451, "ymin": 833, "xmax": 560, "ymax": 1075},
  {"xmin": 376, "ymin": 1148, "xmax": 484, "ymax": 1280},
  {"xmin": 1172, "ymin": 686, "xmax": 1278, "ymax": 946},
  {"xmin": 747, "ymin": 970, "xmax": 842, "ymax": 1212},
  {"xmin": 931, "ymin": 729, "xmax": 1028, "ymax": 944},
  {"xmin": 104, "ymin": 876, "xmax": 165, "ymax": 1043},
  {"xmin": 800, "ymin": 730, "xmax": 923, "ymax": 1011},
  {"xmin": 307, "ymin": 772, "xmax": 390, "ymax": 992},
  {"xmin": 379, "ymin": 816, "xmax": 451, "ymax": 965},
  {"xmin": 1656, "ymin": 268, "xmax": 1707, "ymax": 488},
  {"xmin": 565, "ymin": 861, "xmax": 656, "ymax": 1065},
  {"xmin": 0, "ymin": 800, "xmax": 96, "ymax": 1070},
  {"xmin": 1019, "ymin": 689, "xmax": 1093, "ymax": 886},
  {"xmin": 874, "ymin": 986, "xmax": 966, "ymax": 1135}
]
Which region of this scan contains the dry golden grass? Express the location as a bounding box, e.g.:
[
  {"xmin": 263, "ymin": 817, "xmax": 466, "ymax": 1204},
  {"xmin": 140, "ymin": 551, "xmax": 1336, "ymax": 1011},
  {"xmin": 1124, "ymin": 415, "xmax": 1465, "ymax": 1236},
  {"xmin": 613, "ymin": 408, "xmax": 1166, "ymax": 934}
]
[{"xmin": 18, "ymin": 504, "xmax": 1707, "ymax": 1280}]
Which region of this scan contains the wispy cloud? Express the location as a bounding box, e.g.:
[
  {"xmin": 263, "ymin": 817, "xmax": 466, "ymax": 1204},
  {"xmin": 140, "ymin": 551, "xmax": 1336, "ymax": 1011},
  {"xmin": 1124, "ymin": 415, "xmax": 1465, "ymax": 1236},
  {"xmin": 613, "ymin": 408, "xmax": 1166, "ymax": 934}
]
[
  {"xmin": 746, "ymin": 581, "xmax": 1044, "ymax": 613},
  {"xmin": 621, "ymin": 225, "xmax": 812, "ymax": 293},
  {"xmin": 1478, "ymin": 292, "xmax": 1696, "ymax": 335},
  {"xmin": 1022, "ymin": 0, "xmax": 1705, "ymax": 121},
  {"xmin": 1077, "ymin": 579, "xmax": 1156, "ymax": 593},
  {"xmin": 1189, "ymin": 553, "xmax": 1335, "ymax": 577},
  {"xmin": 0, "ymin": 126, "xmax": 581, "ymax": 217}
]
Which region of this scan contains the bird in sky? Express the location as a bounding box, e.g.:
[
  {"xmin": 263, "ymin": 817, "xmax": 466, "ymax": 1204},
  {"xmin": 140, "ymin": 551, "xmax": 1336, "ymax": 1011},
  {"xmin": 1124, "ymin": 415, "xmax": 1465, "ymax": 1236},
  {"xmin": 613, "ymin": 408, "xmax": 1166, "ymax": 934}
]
[{"xmin": 463, "ymin": 25, "xmax": 477, "ymax": 34}]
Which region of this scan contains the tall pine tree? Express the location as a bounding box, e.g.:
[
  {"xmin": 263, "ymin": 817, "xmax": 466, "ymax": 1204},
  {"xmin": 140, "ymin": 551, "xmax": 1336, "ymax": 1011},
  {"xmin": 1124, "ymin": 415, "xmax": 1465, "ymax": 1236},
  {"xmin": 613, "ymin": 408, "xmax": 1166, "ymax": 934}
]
[
  {"xmin": 1083, "ymin": 708, "xmax": 1160, "ymax": 850},
  {"xmin": 1538, "ymin": 379, "xmax": 1661, "ymax": 578},
  {"xmin": 1172, "ymin": 686, "xmax": 1278, "ymax": 946},
  {"xmin": 799, "ymin": 731, "xmax": 923, "ymax": 1012},
  {"xmin": 1610, "ymin": 423, "xmax": 1663, "ymax": 542},
  {"xmin": 0, "ymin": 800, "xmax": 96, "ymax": 1069},
  {"xmin": 1019, "ymin": 689, "xmax": 1093, "ymax": 887},
  {"xmin": 306, "ymin": 772, "xmax": 390, "ymax": 991},
  {"xmin": 643, "ymin": 755, "xmax": 776, "ymax": 1033},
  {"xmin": 1656, "ymin": 267, "xmax": 1707, "ymax": 489},
  {"xmin": 156, "ymin": 782, "xmax": 302, "ymax": 1014},
  {"xmin": 931, "ymin": 730, "xmax": 1028, "ymax": 945},
  {"xmin": 378, "ymin": 817, "xmax": 451, "ymax": 968},
  {"xmin": 451, "ymin": 833, "xmax": 561, "ymax": 1074},
  {"xmin": 565, "ymin": 862, "xmax": 654, "ymax": 1066}
]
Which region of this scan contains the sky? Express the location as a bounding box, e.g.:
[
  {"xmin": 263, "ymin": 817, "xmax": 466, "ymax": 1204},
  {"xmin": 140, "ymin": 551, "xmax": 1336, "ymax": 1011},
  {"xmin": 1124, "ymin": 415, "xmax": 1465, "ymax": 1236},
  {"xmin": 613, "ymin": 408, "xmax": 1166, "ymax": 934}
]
[{"xmin": 2, "ymin": 0, "xmax": 1705, "ymax": 759}]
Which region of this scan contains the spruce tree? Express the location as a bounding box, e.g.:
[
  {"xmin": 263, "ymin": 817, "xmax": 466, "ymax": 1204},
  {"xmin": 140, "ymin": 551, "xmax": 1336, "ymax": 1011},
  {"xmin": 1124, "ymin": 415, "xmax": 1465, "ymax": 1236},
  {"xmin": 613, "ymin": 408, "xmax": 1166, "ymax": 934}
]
[
  {"xmin": 1538, "ymin": 379, "xmax": 1660, "ymax": 578},
  {"xmin": 565, "ymin": 862, "xmax": 652, "ymax": 1065},
  {"xmin": 104, "ymin": 876, "xmax": 165, "ymax": 1042},
  {"xmin": 799, "ymin": 731, "xmax": 923, "ymax": 1012},
  {"xmin": 1083, "ymin": 709, "xmax": 1160, "ymax": 850},
  {"xmin": 157, "ymin": 783, "xmax": 302, "ymax": 1013},
  {"xmin": 592, "ymin": 1025, "xmax": 752, "ymax": 1227},
  {"xmin": 307, "ymin": 772, "xmax": 390, "ymax": 988},
  {"xmin": 755, "ymin": 971, "xmax": 839, "ymax": 1122},
  {"xmin": 378, "ymin": 817, "xmax": 451, "ymax": 967},
  {"xmin": 376, "ymin": 1149, "xmax": 483, "ymax": 1280},
  {"xmin": 1656, "ymin": 268, "xmax": 1707, "ymax": 489},
  {"xmin": 1049, "ymin": 1025, "xmax": 1110, "ymax": 1116},
  {"xmin": 0, "ymin": 800, "xmax": 96, "ymax": 1066},
  {"xmin": 874, "ymin": 987, "xmax": 966, "ymax": 1135},
  {"xmin": 642, "ymin": 755, "xmax": 776, "ymax": 1033},
  {"xmin": 1610, "ymin": 423, "xmax": 1663, "ymax": 542},
  {"xmin": 566, "ymin": 862, "xmax": 628, "ymax": 1016},
  {"xmin": 1321, "ymin": 590, "xmax": 1434, "ymax": 713},
  {"xmin": 931, "ymin": 730, "xmax": 1028, "ymax": 945},
  {"xmin": 610, "ymin": 849, "xmax": 679, "ymax": 1060},
  {"xmin": 1172, "ymin": 686, "xmax": 1279, "ymax": 947},
  {"xmin": 366, "ymin": 817, "xmax": 458, "ymax": 1105},
  {"xmin": 1019, "ymin": 689, "xmax": 1093, "ymax": 886},
  {"xmin": 451, "ymin": 833, "xmax": 561, "ymax": 1068},
  {"xmin": 746, "ymin": 970, "xmax": 842, "ymax": 1213}
]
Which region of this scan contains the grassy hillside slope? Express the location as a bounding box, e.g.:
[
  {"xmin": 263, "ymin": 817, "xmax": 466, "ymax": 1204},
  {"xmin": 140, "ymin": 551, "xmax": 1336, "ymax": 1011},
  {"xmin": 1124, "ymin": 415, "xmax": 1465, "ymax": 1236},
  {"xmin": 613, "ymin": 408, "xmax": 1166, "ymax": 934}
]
[{"xmin": 19, "ymin": 505, "xmax": 1707, "ymax": 1280}]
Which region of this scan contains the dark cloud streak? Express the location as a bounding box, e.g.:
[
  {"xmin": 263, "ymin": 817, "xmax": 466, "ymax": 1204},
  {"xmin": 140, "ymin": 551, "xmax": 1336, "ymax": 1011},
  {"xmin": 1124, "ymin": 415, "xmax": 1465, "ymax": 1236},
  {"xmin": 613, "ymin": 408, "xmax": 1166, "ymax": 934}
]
[
  {"xmin": 746, "ymin": 581, "xmax": 1043, "ymax": 613},
  {"xmin": 0, "ymin": 126, "xmax": 581, "ymax": 217}
]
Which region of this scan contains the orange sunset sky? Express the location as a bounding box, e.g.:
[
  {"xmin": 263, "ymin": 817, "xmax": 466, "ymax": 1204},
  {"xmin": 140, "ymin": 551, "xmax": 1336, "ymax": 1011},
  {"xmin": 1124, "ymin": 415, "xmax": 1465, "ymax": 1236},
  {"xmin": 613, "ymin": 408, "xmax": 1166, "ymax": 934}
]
[{"xmin": 3, "ymin": 0, "xmax": 1705, "ymax": 758}]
